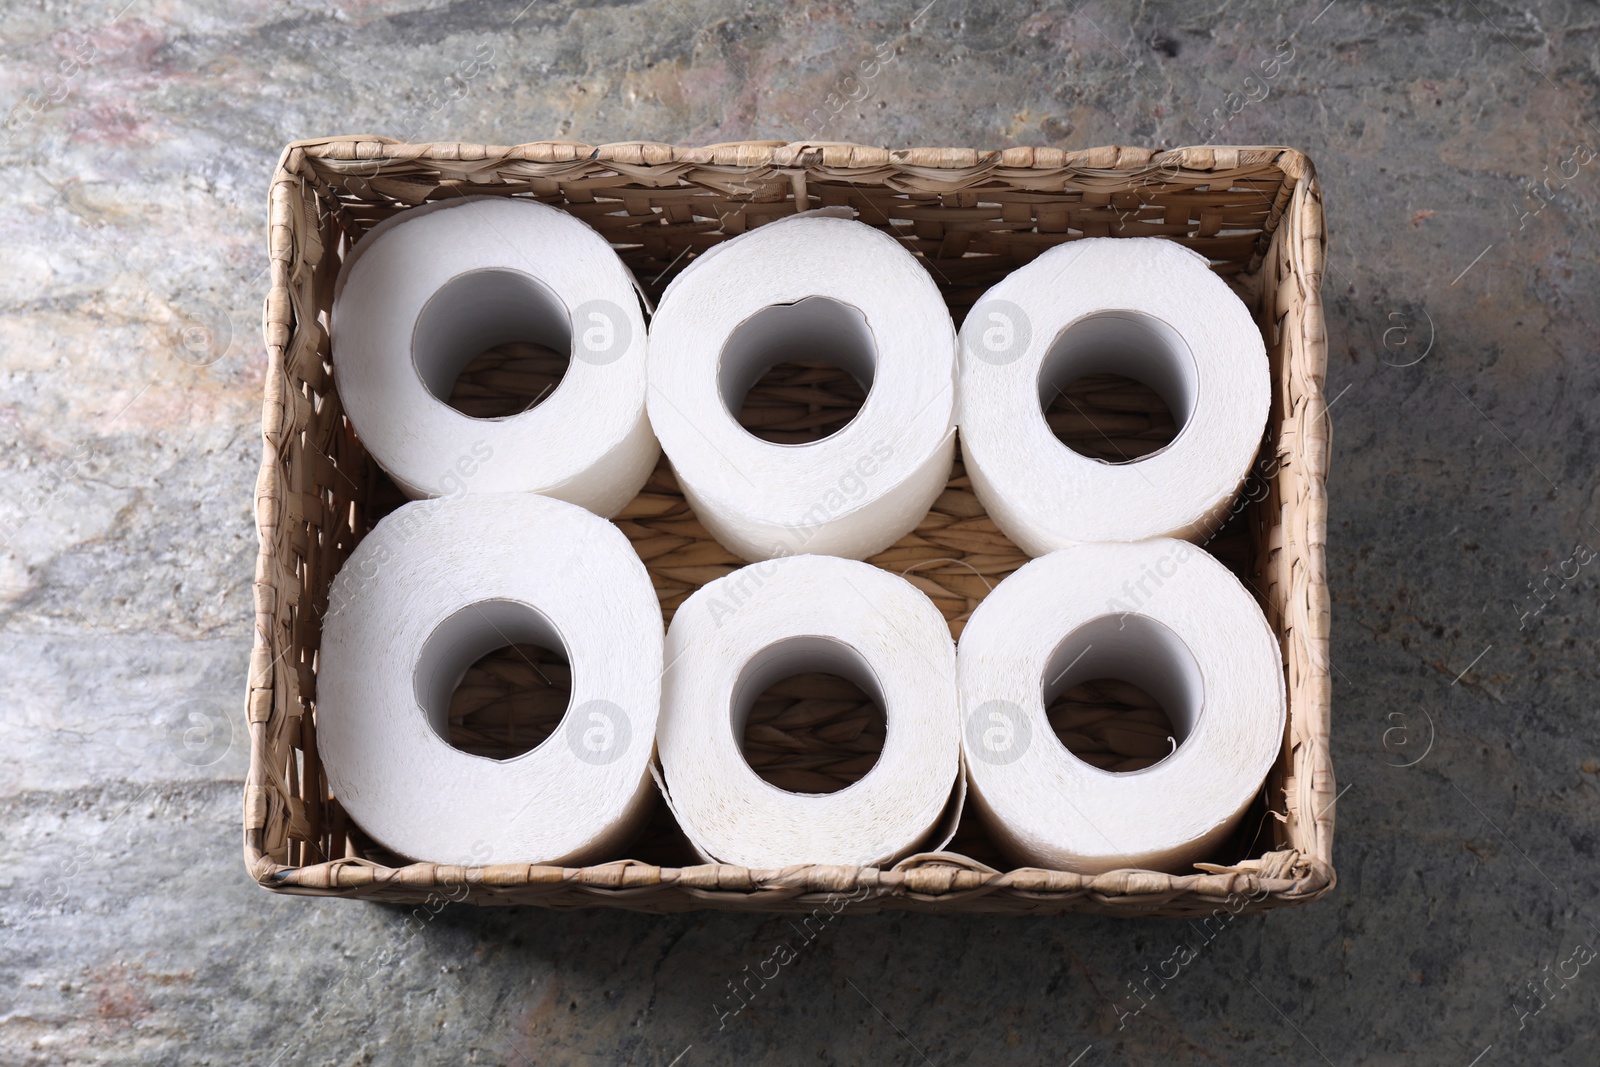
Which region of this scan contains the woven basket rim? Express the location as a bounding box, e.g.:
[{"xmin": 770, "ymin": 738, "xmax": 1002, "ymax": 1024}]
[{"xmin": 277, "ymin": 134, "xmax": 1313, "ymax": 178}]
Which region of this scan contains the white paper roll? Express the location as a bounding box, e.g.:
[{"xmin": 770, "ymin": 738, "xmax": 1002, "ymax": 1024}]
[
  {"xmin": 656, "ymin": 554, "xmax": 962, "ymax": 868},
  {"xmin": 958, "ymin": 539, "xmax": 1285, "ymax": 874},
  {"xmin": 647, "ymin": 215, "xmax": 957, "ymax": 562},
  {"xmin": 317, "ymin": 492, "xmax": 663, "ymax": 866},
  {"xmin": 331, "ymin": 196, "xmax": 657, "ymax": 515},
  {"xmin": 957, "ymin": 237, "xmax": 1269, "ymax": 555}
]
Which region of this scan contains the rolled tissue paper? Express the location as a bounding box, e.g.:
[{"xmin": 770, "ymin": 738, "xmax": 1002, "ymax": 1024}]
[
  {"xmin": 656, "ymin": 554, "xmax": 963, "ymax": 868},
  {"xmin": 318, "ymin": 492, "xmax": 663, "ymax": 866},
  {"xmin": 958, "ymin": 236, "xmax": 1269, "ymax": 555},
  {"xmin": 648, "ymin": 214, "xmax": 956, "ymax": 561},
  {"xmin": 958, "ymin": 538, "xmax": 1285, "ymax": 874},
  {"xmin": 332, "ymin": 196, "xmax": 656, "ymax": 515}
]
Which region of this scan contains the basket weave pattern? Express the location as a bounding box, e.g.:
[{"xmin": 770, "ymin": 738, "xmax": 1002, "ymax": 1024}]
[{"xmin": 247, "ymin": 138, "xmax": 1333, "ymax": 915}]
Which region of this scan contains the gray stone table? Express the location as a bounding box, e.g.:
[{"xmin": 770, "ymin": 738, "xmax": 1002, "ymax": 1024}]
[{"xmin": 2, "ymin": 0, "xmax": 1597, "ymax": 1063}]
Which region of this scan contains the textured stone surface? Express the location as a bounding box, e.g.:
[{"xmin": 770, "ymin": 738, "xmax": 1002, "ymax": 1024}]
[{"xmin": 3, "ymin": 0, "xmax": 1599, "ymax": 1063}]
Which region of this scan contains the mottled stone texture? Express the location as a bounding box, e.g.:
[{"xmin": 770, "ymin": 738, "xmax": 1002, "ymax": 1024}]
[{"xmin": 2, "ymin": 0, "xmax": 1598, "ymax": 1063}]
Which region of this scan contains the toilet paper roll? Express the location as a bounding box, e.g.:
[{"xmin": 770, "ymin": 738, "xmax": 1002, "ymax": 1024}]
[
  {"xmin": 656, "ymin": 554, "xmax": 962, "ymax": 868},
  {"xmin": 317, "ymin": 492, "xmax": 663, "ymax": 866},
  {"xmin": 332, "ymin": 196, "xmax": 656, "ymax": 515},
  {"xmin": 957, "ymin": 237, "xmax": 1270, "ymax": 555},
  {"xmin": 958, "ymin": 538, "xmax": 1285, "ymax": 874},
  {"xmin": 647, "ymin": 215, "xmax": 957, "ymax": 562}
]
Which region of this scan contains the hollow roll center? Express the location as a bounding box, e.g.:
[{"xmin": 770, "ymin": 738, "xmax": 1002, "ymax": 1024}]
[
  {"xmin": 414, "ymin": 599, "xmax": 572, "ymax": 759},
  {"xmin": 731, "ymin": 636, "xmax": 889, "ymax": 795},
  {"xmin": 1042, "ymin": 613, "xmax": 1204, "ymax": 771},
  {"xmin": 1036, "ymin": 311, "xmax": 1199, "ymax": 461},
  {"xmin": 718, "ymin": 297, "xmax": 878, "ymax": 444},
  {"xmin": 412, "ymin": 268, "xmax": 573, "ymax": 416}
]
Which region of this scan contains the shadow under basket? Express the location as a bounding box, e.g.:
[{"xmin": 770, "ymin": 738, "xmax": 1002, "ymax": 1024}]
[{"xmin": 248, "ymin": 138, "xmax": 1333, "ymax": 916}]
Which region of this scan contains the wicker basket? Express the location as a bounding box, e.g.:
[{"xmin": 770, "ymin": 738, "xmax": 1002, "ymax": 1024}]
[{"xmin": 246, "ymin": 138, "xmax": 1332, "ymax": 915}]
